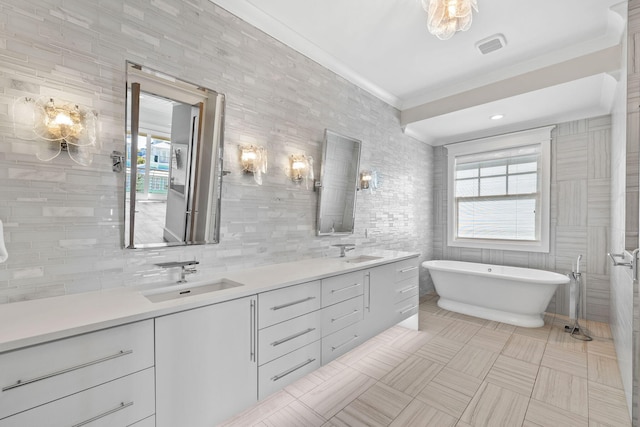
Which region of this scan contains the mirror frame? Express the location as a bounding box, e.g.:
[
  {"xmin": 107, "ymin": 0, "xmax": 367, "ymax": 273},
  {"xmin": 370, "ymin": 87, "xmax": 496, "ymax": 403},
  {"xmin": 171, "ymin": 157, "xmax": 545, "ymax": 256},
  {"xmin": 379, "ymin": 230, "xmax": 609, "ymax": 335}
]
[
  {"xmin": 124, "ymin": 62, "xmax": 225, "ymax": 249},
  {"xmin": 316, "ymin": 129, "xmax": 362, "ymax": 236}
]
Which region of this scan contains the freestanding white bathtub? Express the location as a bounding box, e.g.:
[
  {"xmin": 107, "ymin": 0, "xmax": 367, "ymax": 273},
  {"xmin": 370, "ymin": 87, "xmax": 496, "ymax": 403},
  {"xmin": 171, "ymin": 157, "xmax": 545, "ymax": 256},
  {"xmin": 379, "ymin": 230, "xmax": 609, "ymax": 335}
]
[{"xmin": 423, "ymin": 260, "xmax": 569, "ymax": 328}]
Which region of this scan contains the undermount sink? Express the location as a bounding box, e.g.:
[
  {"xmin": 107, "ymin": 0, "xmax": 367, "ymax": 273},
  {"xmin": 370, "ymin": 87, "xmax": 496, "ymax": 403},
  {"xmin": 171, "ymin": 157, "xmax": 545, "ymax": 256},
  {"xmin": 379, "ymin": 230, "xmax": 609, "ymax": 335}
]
[
  {"xmin": 343, "ymin": 255, "xmax": 383, "ymax": 264},
  {"xmin": 143, "ymin": 279, "xmax": 244, "ymax": 303}
]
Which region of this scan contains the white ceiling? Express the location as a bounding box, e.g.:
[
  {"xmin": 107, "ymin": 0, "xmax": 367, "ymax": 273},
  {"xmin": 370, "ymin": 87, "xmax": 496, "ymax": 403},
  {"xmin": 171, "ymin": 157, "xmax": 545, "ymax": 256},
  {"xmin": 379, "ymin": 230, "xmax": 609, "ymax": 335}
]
[
  {"xmin": 132, "ymin": 92, "xmax": 174, "ymax": 137},
  {"xmin": 211, "ymin": 0, "xmax": 626, "ymax": 145}
]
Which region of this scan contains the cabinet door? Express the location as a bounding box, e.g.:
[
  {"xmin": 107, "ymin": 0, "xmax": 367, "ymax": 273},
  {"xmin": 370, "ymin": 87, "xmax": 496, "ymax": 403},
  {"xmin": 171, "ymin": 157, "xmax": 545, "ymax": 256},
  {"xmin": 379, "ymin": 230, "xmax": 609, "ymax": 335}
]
[
  {"xmin": 155, "ymin": 296, "xmax": 258, "ymax": 427},
  {"xmin": 364, "ymin": 263, "xmax": 397, "ymax": 340}
]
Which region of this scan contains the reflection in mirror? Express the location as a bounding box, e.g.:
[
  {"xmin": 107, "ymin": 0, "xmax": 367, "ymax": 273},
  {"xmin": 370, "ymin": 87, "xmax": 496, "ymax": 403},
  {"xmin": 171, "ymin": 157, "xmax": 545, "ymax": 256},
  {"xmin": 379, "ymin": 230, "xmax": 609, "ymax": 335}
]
[
  {"xmin": 125, "ymin": 62, "xmax": 225, "ymax": 248},
  {"xmin": 317, "ymin": 130, "xmax": 362, "ymax": 235}
]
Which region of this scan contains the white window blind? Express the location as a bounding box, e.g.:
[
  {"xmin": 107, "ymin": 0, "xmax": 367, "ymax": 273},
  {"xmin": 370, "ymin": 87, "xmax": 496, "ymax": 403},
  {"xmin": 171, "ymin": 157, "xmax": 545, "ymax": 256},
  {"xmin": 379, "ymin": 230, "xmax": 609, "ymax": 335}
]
[
  {"xmin": 446, "ymin": 126, "xmax": 553, "ymax": 253},
  {"xmin": 454, "ymin": 145, "xmax": 540, "ymax": 241}
]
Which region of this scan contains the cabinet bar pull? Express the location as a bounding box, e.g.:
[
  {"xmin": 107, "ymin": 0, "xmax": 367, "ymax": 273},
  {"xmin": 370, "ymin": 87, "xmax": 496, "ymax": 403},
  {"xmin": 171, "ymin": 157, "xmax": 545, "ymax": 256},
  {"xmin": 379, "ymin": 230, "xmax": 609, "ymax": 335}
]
[
  {"xmin": 365, "ymin": 272, "xmax": 371, "ymax": 311},
  {"xmin": 400, "ymin": 266, "xmax": 418, "ymax": 273},
  {"xmin": 331, "ymin": 309, "xmax": 359, "ymax": 323},
  {"xmin": 271, "ymin": 358, "xmax": 316, "ymax": 382},
  {"xmin": 253, "ymin": 299, "xmax": 258, "ymax": 362},
  {"xmin": 330, "ymin": 283, "xmax": 360, "ymax": 294},
  {"xmin": 400, "ymin": 305, "xmax": 418, "ymax": 315},
  {"xmin": 271, "ymin": 296, "xmax": 316, "ymax": 311},
  {"xmin": 2, "ymin": 350, "xmax": 133, "ymax": 392},
  {"xmin": 250, "ymin": 299, "xmax": 256, "ymax": 362},
  {"xmin": 271, "ymin": 328, "xmax": 316, "ymax": 346},
  {"xmin": 331, "ymin": 335, "xmax": 359, "ymax": 351},
  {"xmin": 399, "ymin": 285, "xmax": 418, "ymax": 294},
  {"xmin": 71, "ymin": 401, "xmax": 133, "ymax": 427}
]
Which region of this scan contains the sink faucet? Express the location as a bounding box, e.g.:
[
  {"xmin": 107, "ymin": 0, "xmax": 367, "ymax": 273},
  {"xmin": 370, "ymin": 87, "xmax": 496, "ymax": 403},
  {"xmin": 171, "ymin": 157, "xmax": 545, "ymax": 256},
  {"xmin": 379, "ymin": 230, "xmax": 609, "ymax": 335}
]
[
  {"xmin": 332, "ymin": 244, "xmax": 355, "ymax": 257},
  {"xmin": 156, "ymin": 260, "xmax": 199, "ymax": 283}
]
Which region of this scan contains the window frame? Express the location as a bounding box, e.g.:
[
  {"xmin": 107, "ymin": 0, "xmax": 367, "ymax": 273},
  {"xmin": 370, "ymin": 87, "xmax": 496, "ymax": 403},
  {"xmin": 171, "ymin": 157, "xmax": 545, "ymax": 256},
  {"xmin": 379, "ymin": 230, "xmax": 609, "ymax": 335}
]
[{"xmin": 446, "ymin": 126, "xmax": 554, "ymax": 253}]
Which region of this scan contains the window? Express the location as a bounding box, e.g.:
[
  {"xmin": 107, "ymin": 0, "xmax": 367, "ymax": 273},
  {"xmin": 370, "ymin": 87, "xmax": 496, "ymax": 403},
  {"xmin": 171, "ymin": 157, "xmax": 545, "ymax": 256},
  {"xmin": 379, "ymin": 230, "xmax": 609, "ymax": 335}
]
[{"xmin": 447, "ymin": 126, "xmax": 554, "ymax": 253}]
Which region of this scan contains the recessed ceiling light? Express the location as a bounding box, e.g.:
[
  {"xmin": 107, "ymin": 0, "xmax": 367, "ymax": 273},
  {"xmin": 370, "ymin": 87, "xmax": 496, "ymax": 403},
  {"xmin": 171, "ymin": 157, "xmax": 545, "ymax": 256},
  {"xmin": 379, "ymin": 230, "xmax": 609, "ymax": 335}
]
[{"xmin": 490, "ymin": 114, "xmax": 504, "ymax": 120}]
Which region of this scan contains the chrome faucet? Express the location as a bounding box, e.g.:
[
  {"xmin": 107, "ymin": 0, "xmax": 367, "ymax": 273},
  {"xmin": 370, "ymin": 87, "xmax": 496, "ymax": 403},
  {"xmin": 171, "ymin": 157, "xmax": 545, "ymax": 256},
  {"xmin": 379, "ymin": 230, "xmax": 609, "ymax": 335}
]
[
  {"xmin": 332, "ymin": 244, "xmax": 355, "ymax": 257},
  {"xmin": 156, "ymin": 260, "xmax": 199, "ymax": 283}
]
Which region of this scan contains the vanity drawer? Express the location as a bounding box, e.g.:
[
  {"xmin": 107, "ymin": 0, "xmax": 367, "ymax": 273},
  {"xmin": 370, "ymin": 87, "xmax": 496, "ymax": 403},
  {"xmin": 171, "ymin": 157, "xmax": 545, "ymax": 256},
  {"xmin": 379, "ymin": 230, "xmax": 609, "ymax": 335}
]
[
  {"xmin": 322, "ymin": 271, "xmax": 364, "ymax": 307},
  {"xmin": 131, "ymin": 415, "xmax": 156, "ymax": 427},
  {"xmin": 259, "ymin": 310, "xmax": 322, "ymax": 366},
  {"xmin": 394, "ymin": 277, "xmax": 419, "ymax": 304},
  {"xmin": 0, "ymin": 319, "xmax": 154, "ymax": 420},
  {"xmin": 0, "ymin": 367, "xmax": 155, "ymax": 427},
  {"xmin": 321, "ymin": 321, "xmax": 363, "ymax": 364},
  {"xmin": 259, "ymin": 280, "xmax": 321, "ymax": 329},
  {"xmin": 321, "ymin": 295, "xmax": 364, "ymax": 337},
  {"xmin": 394, "ymin": 297, "xmax": 419, "ymax": 323},
  {"xmin": 395, "ymin": 259, "xmax": 419, "ymax": 282},
  {"xmin": 258, "ymin": 341, "xmax": 321, "ymax": 400}
]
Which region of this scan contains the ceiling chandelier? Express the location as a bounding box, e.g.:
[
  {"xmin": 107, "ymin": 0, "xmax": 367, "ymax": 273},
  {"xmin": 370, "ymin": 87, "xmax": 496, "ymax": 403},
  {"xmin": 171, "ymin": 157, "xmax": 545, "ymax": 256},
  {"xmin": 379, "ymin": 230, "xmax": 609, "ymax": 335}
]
[{"xmin": 422, "ymin": 0, "xmax": 478, "ymax": 40}]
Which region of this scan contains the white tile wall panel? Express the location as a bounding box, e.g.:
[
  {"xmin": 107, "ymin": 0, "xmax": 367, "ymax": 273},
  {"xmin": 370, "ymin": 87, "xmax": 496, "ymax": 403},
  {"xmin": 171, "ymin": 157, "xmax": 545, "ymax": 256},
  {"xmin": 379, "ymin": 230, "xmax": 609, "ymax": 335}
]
[{"xmin": 0, "ymin": 0, "xmax": 434, "ymax": 302}]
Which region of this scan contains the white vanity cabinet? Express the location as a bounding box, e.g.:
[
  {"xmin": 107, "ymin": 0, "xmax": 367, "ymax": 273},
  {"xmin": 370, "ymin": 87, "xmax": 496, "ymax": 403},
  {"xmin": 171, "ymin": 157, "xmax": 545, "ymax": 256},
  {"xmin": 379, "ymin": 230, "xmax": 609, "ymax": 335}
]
[
  {"xmin": 363, "ymin": 258, "xmax": 420, "ymax": 341},
  {"xmin": 0, "ymin": 253, "xmax": 420, "ymax": 427},
  {"xmin": 392, "ymin": 259, "xmax": 420, "ymax": 323},
  {"xmin": 0, "ymin": 320, "xmax": 155, "ymax": 426},
  {"xmin": 155, "ymin": 295, "xmax": 258, "ymax": 427},
  {"xmin": 320, "ymin": 270, "xmax": 366, "ymax": 363},
  {"xmin": 257, "ymin": 281, "xmax": 322, "ymax": 399}
]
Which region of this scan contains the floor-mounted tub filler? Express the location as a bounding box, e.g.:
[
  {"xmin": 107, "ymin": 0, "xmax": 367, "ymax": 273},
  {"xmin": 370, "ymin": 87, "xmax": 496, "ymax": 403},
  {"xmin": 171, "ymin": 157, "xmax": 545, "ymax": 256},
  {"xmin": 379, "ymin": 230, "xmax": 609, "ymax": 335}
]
[{"xmin": 423, "ymin": 260, "xmax": 570, "ymax": 328}]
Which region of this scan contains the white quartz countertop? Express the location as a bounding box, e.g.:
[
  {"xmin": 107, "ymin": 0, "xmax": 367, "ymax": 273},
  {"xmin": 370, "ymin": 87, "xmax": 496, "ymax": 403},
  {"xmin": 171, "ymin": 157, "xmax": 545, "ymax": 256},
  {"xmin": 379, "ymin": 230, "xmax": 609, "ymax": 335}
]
[{"xmin": 0, "ymin": 250, "xmax": 419, "ymax": 353}]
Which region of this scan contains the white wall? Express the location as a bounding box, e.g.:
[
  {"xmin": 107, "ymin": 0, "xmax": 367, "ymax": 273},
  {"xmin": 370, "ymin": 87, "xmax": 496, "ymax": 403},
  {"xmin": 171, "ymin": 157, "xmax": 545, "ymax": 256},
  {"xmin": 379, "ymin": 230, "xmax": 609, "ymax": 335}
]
[
  {"xmin": 0, "ymin": 0, "xmax": 433, "ymax": 303},
  {"xmin": 611, "ymin": 0, "xmax": 635, "ymax": 420}
]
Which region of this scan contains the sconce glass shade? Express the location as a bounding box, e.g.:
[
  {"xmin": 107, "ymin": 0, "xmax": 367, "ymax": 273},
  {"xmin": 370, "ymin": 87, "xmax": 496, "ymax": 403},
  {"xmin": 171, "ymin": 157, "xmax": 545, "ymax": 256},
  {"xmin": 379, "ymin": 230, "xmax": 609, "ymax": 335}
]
[
  {"xmin": 289, "ymin": 154, "xmax": 314, "ymax": 188},
  {"xmin": 239, "ymin": 145, "xmax": 267, "ymax": 185},
  {"xmin": 291, "ymin": 160, "xmax": 306, "ymax": 172},
  {"xmin": 13, "ymin": 96, "xmax": 98, "ymax": 166},
  {"xmin": 360, "ymin": 170, "xmax": 378, "ymax": 192},
  {"xmin": 422, "ymin": 0, "xmax": 478, "ymax": 40},
  {"xmin": 360, "ymin": 171, "xmax": 372, "ymax": 189}
]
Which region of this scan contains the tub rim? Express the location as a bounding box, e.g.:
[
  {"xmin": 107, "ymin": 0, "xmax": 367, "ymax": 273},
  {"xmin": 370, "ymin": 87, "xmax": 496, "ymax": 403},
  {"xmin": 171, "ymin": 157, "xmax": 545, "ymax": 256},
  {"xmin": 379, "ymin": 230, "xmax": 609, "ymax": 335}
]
[{"xmin": 423, "ymin": 259, "xmax": 569, "ymax": 285}]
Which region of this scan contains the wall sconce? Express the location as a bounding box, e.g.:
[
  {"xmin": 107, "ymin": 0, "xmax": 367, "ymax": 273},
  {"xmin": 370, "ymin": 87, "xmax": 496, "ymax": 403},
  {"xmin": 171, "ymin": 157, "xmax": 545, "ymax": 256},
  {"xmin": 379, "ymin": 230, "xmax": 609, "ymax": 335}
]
[
  {"xmin": 239, "ymin": 145, "xmax": 267, "ymax": 185},
  {"xmin": 360, "ymin": 170, "xmax": 378, "ymax": 192},
  {"xmin": 13, "ymin": 96, "xmax": 98, "ymax": 166},
  {"xmin": 288, "ymin": 154, "xmax": 314, "ymax": 189}
]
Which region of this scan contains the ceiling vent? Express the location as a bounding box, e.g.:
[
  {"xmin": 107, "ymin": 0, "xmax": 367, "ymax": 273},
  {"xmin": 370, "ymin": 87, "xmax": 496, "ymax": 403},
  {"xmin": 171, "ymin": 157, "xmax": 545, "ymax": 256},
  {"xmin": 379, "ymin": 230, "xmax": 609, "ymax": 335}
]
[{"xmin": 476, "ymin": 34, "xmax": 506, "ymax": 55}]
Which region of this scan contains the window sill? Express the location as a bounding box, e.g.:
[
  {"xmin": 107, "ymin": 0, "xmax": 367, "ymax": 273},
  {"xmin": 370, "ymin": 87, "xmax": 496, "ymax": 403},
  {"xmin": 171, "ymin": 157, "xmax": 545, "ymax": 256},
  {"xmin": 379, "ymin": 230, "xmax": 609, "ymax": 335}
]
[{"xmin": 448, "ymin": 238, "xmax": 550, "ymax": 253}]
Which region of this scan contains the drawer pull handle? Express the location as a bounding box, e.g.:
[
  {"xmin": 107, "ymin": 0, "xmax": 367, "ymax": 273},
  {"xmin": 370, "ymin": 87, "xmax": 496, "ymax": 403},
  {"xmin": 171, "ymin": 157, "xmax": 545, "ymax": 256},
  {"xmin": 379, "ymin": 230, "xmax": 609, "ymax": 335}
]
[
  {"xmin": 271, "ymin": 296, "xmax": 316, "ymax": 311},
  {"xmin": 72, "ymin": 401, "xmax": 133, "ymax": 427},
  {"xmin": 331, "ymin": 309, "xmax": 359, "ymax": 323},
  {"xmin": 331, "ymin": 335, "xmax": 359, "ymax": 351},
  {"xmin": 2, "ymin": 349, "xmax": 133, "ymax": 392},
  {"xmin": 330, "ymin": 283, "xmax": 360, "ymax": 294},
  {"xmin": 271, "ymin": 328, "xmax": 317, "ymax": 346},
  {"xmin": 400, "ymin": 266, "xmax": 418, "ymax": 273},
  {"xmin": 271, "ymin": 358, "xmax": 316, "ymax": 382},
  {"xmin": 399, "ymin": 285, "xmax": 418, "ymax": 294},
  {"xmin": 400, "ymin": 305, "xmax": 418, "ymax": 315}
]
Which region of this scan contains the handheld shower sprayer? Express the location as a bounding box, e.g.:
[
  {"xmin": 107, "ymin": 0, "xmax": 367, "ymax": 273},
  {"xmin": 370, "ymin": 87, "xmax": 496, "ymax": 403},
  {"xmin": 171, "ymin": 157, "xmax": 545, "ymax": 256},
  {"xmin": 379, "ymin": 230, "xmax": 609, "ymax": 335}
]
[{"xmin": 574, "ymin": 254, "xmax": 582, "ymax": 276}]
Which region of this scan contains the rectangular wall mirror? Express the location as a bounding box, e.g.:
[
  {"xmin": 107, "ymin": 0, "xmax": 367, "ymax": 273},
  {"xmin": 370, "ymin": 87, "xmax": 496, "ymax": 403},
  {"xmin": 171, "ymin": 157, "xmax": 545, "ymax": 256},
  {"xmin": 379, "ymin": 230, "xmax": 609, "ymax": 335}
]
[
  {"xmin": 124, "ymin": 62, "xmax": 225, "ymax": 248},
  {"xmin": 316, "ymin": 129, "xmax": 362, "ymax": 235}
]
